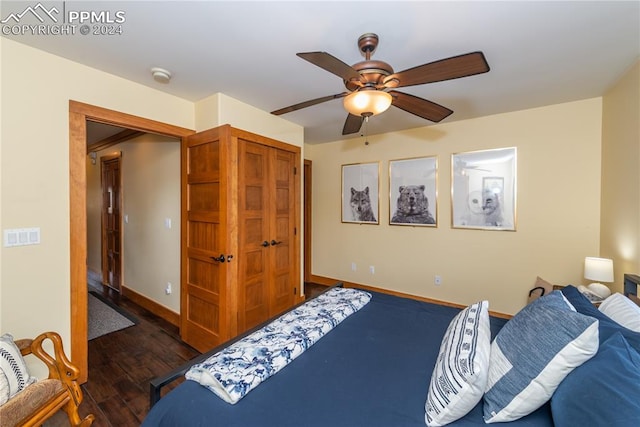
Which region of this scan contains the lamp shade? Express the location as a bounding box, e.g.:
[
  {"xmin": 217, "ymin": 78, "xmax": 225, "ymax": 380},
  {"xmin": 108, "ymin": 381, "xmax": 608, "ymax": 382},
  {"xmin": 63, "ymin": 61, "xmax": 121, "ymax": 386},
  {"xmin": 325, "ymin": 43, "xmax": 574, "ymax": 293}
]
[
  {"xmin": 343, "ymin": 90, "xmax": 392, "ymax": 117},
  {"xmin": 584, "ymin": 257, "xmax": 614, "ymax": 283}
]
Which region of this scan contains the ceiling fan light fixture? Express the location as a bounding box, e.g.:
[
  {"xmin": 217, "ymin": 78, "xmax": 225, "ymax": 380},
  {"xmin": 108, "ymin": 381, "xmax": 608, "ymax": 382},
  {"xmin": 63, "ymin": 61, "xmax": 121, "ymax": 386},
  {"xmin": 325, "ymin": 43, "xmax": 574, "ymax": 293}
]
[{"xmin": 343, "ymin": 90, "xmax": 392, "ymax": 117}]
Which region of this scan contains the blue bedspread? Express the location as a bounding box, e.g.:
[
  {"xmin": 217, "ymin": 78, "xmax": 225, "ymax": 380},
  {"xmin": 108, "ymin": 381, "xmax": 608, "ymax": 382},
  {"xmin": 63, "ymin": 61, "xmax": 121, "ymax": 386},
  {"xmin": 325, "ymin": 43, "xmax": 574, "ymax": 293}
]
[{"xmin": 143, "ymin": 291, "xmax": 553, "ymax": 427}]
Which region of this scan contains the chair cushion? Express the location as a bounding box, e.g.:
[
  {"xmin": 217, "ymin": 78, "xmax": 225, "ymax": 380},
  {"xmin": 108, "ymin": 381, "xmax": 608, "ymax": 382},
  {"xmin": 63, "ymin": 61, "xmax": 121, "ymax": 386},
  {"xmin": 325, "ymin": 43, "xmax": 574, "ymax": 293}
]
[
  {"xmin": 0, "ymin": 334, "xmax": 36, "ymax": 403},
  {"xmin": 0, "ymin": 379, "xmax": 64, "ymax": 426}
]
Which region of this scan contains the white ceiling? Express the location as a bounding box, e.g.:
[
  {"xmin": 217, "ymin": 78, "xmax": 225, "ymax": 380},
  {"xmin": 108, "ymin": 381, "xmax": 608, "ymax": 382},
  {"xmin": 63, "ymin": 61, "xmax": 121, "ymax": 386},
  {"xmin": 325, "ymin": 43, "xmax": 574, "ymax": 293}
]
[{"xmin": 5, "ymin": 1, "xmax": 639, "ymax": 144}]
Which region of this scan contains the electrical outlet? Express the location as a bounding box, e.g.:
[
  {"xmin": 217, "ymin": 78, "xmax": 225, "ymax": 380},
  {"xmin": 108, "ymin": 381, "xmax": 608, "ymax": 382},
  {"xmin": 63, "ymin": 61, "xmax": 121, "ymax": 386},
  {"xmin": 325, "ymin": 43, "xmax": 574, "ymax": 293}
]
[
  {"xmin": 165, "ymin": 282, "xmax": 172, "ymax": 295},
  {"xmin": 369, "ymin": 266, "xmax": 375, "ymax": 275},
  {"xmin": 351, "ymin": 262, "xmax": 357, "ymax": 271},
  {"xmin": 434, "ymin": 275, "xmax": 442, "ymax": 286}
]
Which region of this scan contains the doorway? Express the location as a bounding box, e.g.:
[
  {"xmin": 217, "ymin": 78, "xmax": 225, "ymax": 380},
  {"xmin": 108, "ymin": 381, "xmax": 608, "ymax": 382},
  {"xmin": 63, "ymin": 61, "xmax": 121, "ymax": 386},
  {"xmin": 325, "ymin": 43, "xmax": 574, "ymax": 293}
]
[
  {"xmin": 69, "ymin": 100, "xmax": 194, "ymax": 382},
  {"xmin": 100, "ymin": 153, "xmax": 122, "ymax": 293},
  {"xmin": 304, "ymin": 159, "xmax": 312, "ymax": 284}
]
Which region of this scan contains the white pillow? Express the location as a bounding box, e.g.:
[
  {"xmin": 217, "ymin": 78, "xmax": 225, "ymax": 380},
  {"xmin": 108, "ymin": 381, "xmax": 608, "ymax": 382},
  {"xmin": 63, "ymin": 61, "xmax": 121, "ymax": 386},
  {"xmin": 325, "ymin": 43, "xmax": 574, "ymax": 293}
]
[
  {"xmin": 599, "ymin": 293, "xmax": 640, "ymax": 332},
  {"xmin": 483, "ymin": 291, "xmax": 599, "ymax": 423},
  {"xmin": 0, "ymin": 333, "xmax": 36, "ymax": 402},
  {"xmin": 425, "ymin": 300, "xmax": 491, "ymax": 426},
  {"xmin": 0, "ymin": 370, "xmax": 9, "ymax": 405}
]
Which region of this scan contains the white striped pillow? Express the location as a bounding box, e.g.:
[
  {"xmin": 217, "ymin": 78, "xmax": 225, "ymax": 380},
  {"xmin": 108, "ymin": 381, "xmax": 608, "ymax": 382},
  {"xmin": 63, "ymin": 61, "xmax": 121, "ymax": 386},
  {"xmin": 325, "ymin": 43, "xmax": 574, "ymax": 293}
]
[
  {"xmin": 425, "ymin": 301, "xmax": 491, "ymax": 426},
  {"xmin": 0, "ymin": 333, "xmax": 36, "ymax": 403}
]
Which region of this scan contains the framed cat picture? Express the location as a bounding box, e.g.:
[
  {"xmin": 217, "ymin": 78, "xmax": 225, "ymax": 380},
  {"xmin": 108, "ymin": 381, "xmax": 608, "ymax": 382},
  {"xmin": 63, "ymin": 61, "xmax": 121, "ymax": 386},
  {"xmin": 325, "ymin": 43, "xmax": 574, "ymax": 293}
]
[
  {"xmin": 389, "ymin": 156, "xmax": 438, "ymax": 227},
  {"xmin": 342, "ymin": 162, "xmax": 379, "ymax": 224},
  {"xmin": 451, "ymin": 147, "xmax": 517, "ymax": 231}
]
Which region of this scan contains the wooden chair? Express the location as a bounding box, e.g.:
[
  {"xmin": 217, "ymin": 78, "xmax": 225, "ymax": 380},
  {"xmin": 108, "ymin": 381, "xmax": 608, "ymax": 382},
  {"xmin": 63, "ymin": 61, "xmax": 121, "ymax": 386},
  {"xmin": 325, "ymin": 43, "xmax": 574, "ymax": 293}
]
[{"xmin": 0, "ymin": 332, "xmax": 94, "ymax": 427}]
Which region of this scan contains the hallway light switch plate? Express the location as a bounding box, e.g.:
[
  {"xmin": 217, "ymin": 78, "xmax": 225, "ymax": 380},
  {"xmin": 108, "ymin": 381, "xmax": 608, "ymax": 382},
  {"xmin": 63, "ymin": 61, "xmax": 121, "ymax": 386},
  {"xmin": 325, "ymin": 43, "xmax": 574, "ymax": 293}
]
[{"xmin": 4, "ymin": 227, "xmax": 40, "ymax": 247}]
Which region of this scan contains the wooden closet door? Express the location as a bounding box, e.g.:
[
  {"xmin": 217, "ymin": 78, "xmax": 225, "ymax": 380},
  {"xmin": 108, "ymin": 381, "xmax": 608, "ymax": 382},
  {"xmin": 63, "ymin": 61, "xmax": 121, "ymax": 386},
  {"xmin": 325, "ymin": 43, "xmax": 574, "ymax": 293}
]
[
  {"xmin": 237, "ymin": 140, "xmax": 296, "ymax": 332},
  {"xmin": 269, "ymin": 148, "xmax": 296, "ymax": 316},
  {"xmin": 181, "ymin": 126, "xmax": 235, "ymax": 352},
  {"xmin": 237, "ymin": 140, "xmax": 271, "ymax": 331}
]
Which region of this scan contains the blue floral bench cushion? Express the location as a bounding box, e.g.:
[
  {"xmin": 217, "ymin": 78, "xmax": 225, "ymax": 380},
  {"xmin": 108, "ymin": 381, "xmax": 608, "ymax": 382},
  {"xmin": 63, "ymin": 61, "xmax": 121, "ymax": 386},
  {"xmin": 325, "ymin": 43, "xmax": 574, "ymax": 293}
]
[{"xmin": 185, "ymin": 287, "xmax": 371, "ymax": 404}]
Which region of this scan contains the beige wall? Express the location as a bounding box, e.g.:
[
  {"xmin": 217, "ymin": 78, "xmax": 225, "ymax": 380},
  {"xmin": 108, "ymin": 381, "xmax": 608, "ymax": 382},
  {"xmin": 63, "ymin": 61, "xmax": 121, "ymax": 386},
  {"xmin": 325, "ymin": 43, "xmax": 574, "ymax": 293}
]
[
  {"xmin": 0, "ymin": 39, "xmax": 194, "ymax": 354},
  {"xmin": 86, "ymin": 135, "xmax": 181, "ymax": 313},
  {"xmin": 195, "ymin": 93, "xmax": 304, "ymax": 148},
  {"xmin": 601, "ymin": 60, "xmax": 640, "ymax": 289},
  {"xmin": 305, "ymin": 98, "xmax": 603, "ymax": 315}
]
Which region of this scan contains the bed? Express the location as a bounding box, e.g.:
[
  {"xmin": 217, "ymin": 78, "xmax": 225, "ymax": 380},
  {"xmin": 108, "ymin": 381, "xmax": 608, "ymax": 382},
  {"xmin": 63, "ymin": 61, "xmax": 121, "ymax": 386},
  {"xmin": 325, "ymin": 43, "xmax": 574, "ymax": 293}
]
[{"xmin": 143, "ymin": 274, "xmax": 640, "ymax": 427}]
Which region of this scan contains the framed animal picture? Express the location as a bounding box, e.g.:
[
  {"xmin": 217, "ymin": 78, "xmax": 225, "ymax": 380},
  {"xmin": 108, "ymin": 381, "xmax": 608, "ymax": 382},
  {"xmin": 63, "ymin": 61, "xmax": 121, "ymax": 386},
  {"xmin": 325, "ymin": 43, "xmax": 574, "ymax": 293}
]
[
  {"xmin": 342, "ymin": 162, "xmax": 379, "ymax": 224},
  {"xmin": 451, "ymin": 147, "xmax": 517, "ymax": 231},
  {"xmin": 389, "ymin": 156, "xmax": 438, "ymax": 227}
]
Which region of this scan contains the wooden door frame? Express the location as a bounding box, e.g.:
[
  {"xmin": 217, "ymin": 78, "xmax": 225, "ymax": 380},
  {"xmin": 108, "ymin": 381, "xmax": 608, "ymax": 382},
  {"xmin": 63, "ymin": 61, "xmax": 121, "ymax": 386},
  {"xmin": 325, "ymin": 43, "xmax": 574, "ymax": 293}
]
[
  {"xmin": 303, "ymin": 160, "xmax": 312, "ymax": 284},
  {"xmin": 69, "ymin": 100, "xmax": 194, "ymax": 382},
  {"xmin": 100, "ymin": 153, "xmax": 122, "ymax": 292}
]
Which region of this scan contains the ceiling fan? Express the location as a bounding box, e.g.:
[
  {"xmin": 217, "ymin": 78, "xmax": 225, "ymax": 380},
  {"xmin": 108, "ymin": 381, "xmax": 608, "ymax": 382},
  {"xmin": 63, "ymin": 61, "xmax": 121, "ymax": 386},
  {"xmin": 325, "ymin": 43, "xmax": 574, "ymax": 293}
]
[{"xmin": 271, "ymin": 33, "xmax": 490, "ymax": 136}]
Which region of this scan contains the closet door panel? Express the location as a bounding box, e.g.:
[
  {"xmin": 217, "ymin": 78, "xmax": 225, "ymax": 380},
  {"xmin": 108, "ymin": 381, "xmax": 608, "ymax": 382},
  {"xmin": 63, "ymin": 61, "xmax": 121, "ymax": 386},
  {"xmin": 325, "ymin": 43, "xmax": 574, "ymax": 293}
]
[
  {"xmin": 181, "ymin": 129, "xmax": 229, "ymax": 352},
  {"xmin": 238, "ymin": 140, "xmax": 270, "ymax": 332},
  {"xmin": 269, "ymin": 148, "xmax": 296, "ymax": 316}
]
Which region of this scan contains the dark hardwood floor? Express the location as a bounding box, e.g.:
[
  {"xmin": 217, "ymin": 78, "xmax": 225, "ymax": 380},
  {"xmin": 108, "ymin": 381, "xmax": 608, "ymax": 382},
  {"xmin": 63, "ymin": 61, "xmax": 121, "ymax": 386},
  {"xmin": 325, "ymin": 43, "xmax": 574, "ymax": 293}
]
[
  {"xmin": 48, "ymin": 282, "xmax": 329, "ymax": 426},
  {"xmin": 71, "ymin": 285, "xmax": 199, "ymax": 426}
]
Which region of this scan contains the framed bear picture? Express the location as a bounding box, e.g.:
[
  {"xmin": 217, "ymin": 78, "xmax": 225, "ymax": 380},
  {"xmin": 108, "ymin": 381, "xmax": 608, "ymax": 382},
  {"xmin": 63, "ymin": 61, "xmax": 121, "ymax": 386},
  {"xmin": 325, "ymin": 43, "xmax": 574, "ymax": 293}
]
[
  {"xmin": 342, "ymin": 162, "xmax": 380, "ymax": 224},
  {"xmin": 389, "ymin": 156, "xmax": 438, "ymax": 227},
  {"xmin": 451, "ymin": 147, "xmax": 517, "ymax": 231}
]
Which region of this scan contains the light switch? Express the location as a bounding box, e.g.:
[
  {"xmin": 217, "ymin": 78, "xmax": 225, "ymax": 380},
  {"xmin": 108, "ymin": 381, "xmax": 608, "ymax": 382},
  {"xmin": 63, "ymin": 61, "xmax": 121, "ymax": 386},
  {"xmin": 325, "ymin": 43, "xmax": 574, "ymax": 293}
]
[
  {"xmin": 28, "ymin": 229, "xmax": 39, "ymax": 244},
  {"xmin": 165, "ymin": 218, "xmax": 172, "ymax": 229},
  {"xmin": 6, "ymin": 231, "xmax": 17, "ymax": 246},
  {"xmin": 4, "ymin": 227, "xmax": 40, "ymax": 247}
]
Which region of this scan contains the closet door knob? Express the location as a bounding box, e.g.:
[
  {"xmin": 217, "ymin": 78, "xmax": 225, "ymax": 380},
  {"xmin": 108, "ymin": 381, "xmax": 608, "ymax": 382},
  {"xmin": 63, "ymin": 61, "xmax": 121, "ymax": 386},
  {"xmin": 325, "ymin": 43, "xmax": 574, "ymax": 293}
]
[
  {"xmin": 210, "ymin": 254, "xmax": 225, "ymax": 263},
  {"xmin": 261, "ymin": 241, "xmax": 270, "ymax": 247},
  {"xmin": 270, "ymin": 240, "xmax": 282, "ymax": 246}
]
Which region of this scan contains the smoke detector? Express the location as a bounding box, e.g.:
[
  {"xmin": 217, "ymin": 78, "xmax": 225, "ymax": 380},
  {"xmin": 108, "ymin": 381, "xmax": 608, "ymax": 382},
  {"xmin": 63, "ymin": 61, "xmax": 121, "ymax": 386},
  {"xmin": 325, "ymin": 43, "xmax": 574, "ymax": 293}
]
[{"xmin": 151, "ymin": 67, "xmax": 171, "ymax": 84}]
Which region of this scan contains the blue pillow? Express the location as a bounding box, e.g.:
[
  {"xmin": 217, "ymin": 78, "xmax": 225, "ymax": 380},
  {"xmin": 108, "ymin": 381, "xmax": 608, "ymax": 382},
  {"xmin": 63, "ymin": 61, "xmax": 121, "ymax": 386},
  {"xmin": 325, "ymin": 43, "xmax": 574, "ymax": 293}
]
[
  {"xmin": 551, "ymin": 332, "xmax": 640, "ymax": 426},
  {"xmin": 561, "ymin": 285, "xmax": 640, "ymax": 352},
  {"xmin": 483, "ymin": 291, "xmax": 599, "ymax": 423}
]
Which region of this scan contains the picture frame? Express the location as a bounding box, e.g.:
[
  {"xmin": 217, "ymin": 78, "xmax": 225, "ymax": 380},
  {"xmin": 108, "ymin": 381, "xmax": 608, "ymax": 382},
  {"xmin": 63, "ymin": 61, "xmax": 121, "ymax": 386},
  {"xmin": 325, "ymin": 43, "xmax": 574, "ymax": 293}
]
[
  {"xmin": 342, "ymin": 162, "xmax": 379, "ymax": 224},
  {"xmin": 389, "ymin": 156, "xmax": 438, "ymax": 227},
  {"xmin": 451, "ymin": 147, "xmax": 517, "ymax": 230}
]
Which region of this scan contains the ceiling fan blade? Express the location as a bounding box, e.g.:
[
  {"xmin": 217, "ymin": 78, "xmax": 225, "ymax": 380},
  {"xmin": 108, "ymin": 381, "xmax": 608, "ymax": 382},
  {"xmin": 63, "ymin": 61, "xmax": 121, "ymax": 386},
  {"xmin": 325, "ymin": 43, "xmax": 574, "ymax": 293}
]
[
  {"xmin": 271, "ymin": 92, "xmax": 348, "ymax": 116},
  {"xmin": 389, "ymin": 90, "xmax": 453, "ymax": 122},
  {"xmin": 297, "ymin": 52, "xmax": 362, "ymax": 82},
  {"xmin": 385, "ymin": 52, "xmax": 489, "ymax": 88},
  {"xmin": 342, "ymin": 114, "xmax": 364, "ymax": 135}
]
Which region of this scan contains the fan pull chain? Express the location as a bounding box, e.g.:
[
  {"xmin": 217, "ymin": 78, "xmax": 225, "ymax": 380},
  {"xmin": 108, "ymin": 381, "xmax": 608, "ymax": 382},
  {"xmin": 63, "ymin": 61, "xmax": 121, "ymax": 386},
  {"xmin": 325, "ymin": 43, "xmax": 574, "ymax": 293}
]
[{"xmin": 364, "ymin": 116, "xmax": 369, "ymax": 145}]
